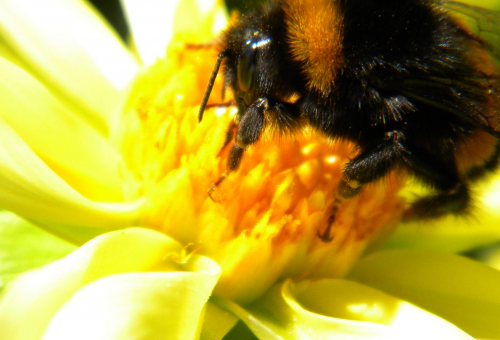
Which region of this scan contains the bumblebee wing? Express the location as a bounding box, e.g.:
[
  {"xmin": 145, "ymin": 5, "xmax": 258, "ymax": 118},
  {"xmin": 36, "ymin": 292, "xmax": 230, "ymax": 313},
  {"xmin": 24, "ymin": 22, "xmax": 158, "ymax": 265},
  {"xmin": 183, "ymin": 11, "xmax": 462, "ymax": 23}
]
[
  {"xmin": 395, "ymin": 75, "xmax": 499, "ymax": 134},
  {"xmin": 388, "ymin": 2, "xmax": 500, "ymax": 135},
  {"xmin": 444, "ymin": 1, "xmax": 500, "ymax": 61},
  {"xmin": 444, "ymin": 1, "xmax": 500, "ymax": 134}
]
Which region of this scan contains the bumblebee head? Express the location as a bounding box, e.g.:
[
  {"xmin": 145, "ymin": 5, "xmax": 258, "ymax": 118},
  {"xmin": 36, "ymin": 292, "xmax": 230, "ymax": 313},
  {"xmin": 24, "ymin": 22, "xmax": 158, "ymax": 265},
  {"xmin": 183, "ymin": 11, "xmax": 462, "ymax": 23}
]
[
  {"xmin": 198, "ymin": 13, "xmax": 276, "ymax": 122},
  {"xmin": 235, "ymin": 37, "xmax": 271, "ymax": 104},
  {"xmin": 198, "ymin": 1, "xmax": 305, "ymax": 122}
]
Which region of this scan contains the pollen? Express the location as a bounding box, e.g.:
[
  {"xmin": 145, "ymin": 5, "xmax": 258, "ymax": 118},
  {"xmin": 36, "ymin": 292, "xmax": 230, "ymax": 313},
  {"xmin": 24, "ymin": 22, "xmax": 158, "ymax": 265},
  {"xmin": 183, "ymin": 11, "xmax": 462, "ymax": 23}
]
[
  {"xmin": 116, "ymin": 40, "xmax": 406, "ymax": 303},
  {"xmin": 325, "ymin": 155, "xmax": 338, "ymax": 164}
]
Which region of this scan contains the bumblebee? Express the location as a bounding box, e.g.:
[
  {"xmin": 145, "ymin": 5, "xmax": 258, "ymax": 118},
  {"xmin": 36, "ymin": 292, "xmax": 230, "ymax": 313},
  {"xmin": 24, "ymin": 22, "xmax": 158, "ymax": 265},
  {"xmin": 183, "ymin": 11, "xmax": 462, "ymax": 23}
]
[{"xmin": 199, "ymin": 0, "xmax": 500, "ymax": 241}]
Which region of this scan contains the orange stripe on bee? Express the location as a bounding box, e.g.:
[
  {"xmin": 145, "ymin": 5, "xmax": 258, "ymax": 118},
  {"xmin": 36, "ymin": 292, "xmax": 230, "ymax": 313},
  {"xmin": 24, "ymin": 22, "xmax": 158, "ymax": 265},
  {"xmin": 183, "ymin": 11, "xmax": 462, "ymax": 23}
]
[
  {"xmin": 459, "ymin": 43, "xmax": 500, "ymax": 174},
  {"xmin": 467, "ymin": 43, "xmax": 500, "ymax": 133},
  {"xmin": 456, "ymin": 130, "xmax": 498, "ymax": 175},
  {"xmin": 283, "ymin": 0, "xmax": 344, "ymax": 96}
]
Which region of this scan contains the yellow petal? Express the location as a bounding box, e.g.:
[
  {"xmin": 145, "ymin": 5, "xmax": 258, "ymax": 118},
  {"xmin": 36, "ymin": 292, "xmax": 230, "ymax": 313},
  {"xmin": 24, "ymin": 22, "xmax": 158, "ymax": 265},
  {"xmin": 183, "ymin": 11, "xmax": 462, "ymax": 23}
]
[
  {"xmin": 0, "ymin": 228, "xmax": 221, "ymax": 340},
  {"xmin": 348, "ymin": 249, "xmax": 500, "ymax": 339},
  {"xmin": 121, "ymin": 0, "xmax": 226, "ymax": 65},
  {"xmin": 214, "ymin": 279, "xmax": 472, "ymax": 339},
  {"xmin": 200, "ymin": 302, "xmax": 239, "ymax": 340},
  {"xmin": 43, "ymin": 272, "xmax": 216, "ymax": 340},
  {"xmin": 43, "ymin": 256, "xmax": 219, "ymax": 340},
  {"xmin": 41, "ymin": 271, "xmax": 219, "ymax": 340},
  {"xmin": 284, "ymin": 280, "xmax": 471, "ymax": 340},
  {"xmin": 0, "ymin": 109, "xmax": 141, "ymax": 243},
  {"xmin": 120, "ymin": 0, "xmax": 183, "ymax": 65},
  {"xmin": 0, "ymin": 0, "xmax": 139, "ymax": 134},
  {"xmin": 455, "ymin": 0, "xmax": 500, "ymax": 11},
  {"xmin": 0, "ymin": 57, "xmax": 125, "ymax": 202}
]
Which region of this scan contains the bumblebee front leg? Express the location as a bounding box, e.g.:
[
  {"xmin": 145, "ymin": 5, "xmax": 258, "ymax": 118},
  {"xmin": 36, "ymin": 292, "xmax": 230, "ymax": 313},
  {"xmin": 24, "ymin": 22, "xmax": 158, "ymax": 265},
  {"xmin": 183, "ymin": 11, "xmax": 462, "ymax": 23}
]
[
  {"xmin": 217, "ymin": 119, "xmax": 238, "ymax": 157},
  {"xmin": 228, "ymin": 98, "xmax": 267, "ymax": 170},
  {"xmin": 208, "ymin": 98, "xmax": 268, "ymax": 197}
]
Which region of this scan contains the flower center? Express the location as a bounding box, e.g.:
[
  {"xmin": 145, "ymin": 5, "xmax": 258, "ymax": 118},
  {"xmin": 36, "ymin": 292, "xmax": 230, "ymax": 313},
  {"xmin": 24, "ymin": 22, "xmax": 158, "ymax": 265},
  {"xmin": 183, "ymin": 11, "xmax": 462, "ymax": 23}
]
[{"xmin": 116, "ymin": 41, "xmax": 406, "ymax": 303}]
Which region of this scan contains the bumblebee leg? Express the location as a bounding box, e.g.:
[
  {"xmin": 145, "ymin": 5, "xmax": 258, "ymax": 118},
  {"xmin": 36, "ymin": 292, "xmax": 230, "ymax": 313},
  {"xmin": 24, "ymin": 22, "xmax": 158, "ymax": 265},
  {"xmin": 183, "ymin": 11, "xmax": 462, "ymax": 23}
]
[
  {"xmin": 217, "ymin": 119, "xmax": 238, "ymax": 157},
  {"xmin": 345, "ymin": 145, "xmax": 469, "ymax": 220},
  {"xmin": 320, "ymin": 130, "xmax": 467, "ymax": 241},
  {"xmin": 398, "ymin": 150, "xmax": 471, "ymax": 220},
  {"xmin": 318, "ymin": 201, "xmax": 340, "ymax": 242},
  {"xmin": 319, "ymin": 136, "xmax": 402, "ymax": 243},
  {"xmin": 318, "ymin": 132, "xmax": 405, "ymax": 242},
  {"xmin": 339, "ymin": 131, "xmax": 470, "ymax": 220},
  {"xmin": 229, "ymin": 98, "xmax": 267, "ymax": 170},
  {"xmin": 404, "ymin": 183, "xmax": 470, "ymax": 220},
  {"xmin": 339, "ymin": 131, "xmax": 408, "ymax": 198},
  {"xmin": 340, "ymin": 130, "xmax": 460, "ymax": 195},
  {"xmin": 207, "ymin": 98, "xmax": 267, "ymax": 199},
  {"xmin": 215, "ymin": 98, "xmax": 248, "ymax": 156}
]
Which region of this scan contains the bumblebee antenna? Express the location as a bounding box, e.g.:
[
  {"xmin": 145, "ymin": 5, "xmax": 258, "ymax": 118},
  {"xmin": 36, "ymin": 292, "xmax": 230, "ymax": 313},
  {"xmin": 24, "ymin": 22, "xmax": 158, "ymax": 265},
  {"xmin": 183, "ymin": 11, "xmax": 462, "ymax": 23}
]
[{"xmin": 198, "ymin": 52, "xmax": 225, "ymax": 122}]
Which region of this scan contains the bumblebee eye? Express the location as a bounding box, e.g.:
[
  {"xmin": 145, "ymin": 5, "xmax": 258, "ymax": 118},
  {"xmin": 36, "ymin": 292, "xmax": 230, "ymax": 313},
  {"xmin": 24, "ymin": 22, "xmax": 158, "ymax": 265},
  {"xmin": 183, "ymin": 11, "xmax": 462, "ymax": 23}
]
[{"xmin": 237, "ymin": 43, "xmax": 257, "ymax": 93}]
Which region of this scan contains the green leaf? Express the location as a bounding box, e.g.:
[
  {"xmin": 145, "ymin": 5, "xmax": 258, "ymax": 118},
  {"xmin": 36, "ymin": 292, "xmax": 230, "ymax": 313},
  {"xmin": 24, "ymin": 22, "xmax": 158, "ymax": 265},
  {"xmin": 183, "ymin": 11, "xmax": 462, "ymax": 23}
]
[
  {"xmin": 222, "ymin": 322, "xmax": 259, "ymax": 340},
  {"xmin": 348, "ymin": 249, "xmax": 500, "ymax": 339},
  {"xmin": 453, "ymin": 0, "xmax": 500, "ymax": 12},
  {"xmin": 0, "ymin": 211, "xmax": 76, "ymax": 289},
  {"xmin": 466, "ymin": 242, "xmax": 500, "ymax": 270}
]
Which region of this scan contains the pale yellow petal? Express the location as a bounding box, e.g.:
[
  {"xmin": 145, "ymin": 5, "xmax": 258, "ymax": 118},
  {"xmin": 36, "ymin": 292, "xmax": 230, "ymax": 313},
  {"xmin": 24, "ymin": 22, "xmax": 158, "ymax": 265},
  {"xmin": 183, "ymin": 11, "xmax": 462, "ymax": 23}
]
[
  {"xmin": 214, "ymin": 279, "xmax": 472, "ymax": 340},
  {"xmin": 200, "ymin": 302, "xmax": 239, "ymax": 340},
  {"xmin": 121, "ymin": 0, "xmax": 183, "ymax": 65},
  {"xmin": 284, "ymin": 280, "xmax": 472, "ymax": 340},
  {"xmin": 121, "ymin": 0, "xmax": 226, "ymax": 65},
  {"xmin": 0, "ymin": 57, "xmax": 125, "ymax": 202},
  {"xmin": 41, "ymin": 271, "xmax": 219, "ymax": 340},
  {"xmin": 0, "ymin": 0, "xmax": 139, "ymax": 134},
  {"xmin": 348, "ymin": 249, "xmax": 500, "ymax": 339},
  {"xmin": 0, "ymin": 228, "xmax": 220, "ymax": 340},
  {"xmin": 0, "ymin": 113, "xmax": 141, "ymax": 237}
]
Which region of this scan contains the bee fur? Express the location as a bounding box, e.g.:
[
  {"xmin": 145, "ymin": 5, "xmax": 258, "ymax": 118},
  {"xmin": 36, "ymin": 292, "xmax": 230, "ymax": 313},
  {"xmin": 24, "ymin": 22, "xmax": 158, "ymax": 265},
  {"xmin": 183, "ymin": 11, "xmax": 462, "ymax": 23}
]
[{"xmin": 198, "ymin": 0, "xmax": 500, "ymax": 241}]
